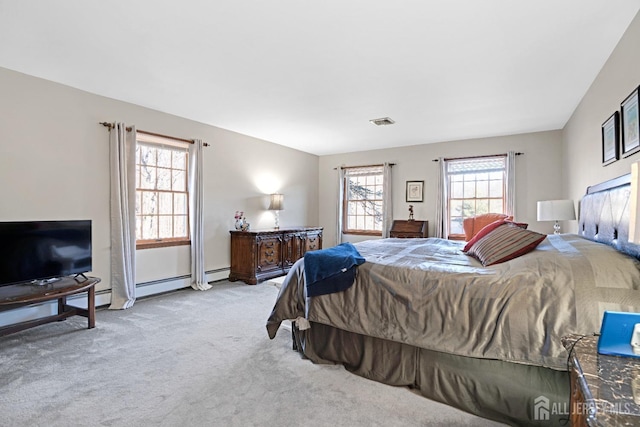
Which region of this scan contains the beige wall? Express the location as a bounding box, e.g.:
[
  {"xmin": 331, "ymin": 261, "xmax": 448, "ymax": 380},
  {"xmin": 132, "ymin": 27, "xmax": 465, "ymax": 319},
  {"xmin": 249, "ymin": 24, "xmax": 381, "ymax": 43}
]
[
  {"xmin": 563, "ymin": 10, "xmax": 640, "ymax": 232},
  {"xmin": 0, "ymin": 67, "xmax": 319, "ymax": 291},
  {"xmin": 319, "ymin": 130, "xmax": 563, "ymax": 247},
  {"xmin": 2, "ymin": 10, "xmax": 638, "ymax": 293},
  {"xmin": 319, "ymin": 11, "xmax": 640, "ymax": 248}
]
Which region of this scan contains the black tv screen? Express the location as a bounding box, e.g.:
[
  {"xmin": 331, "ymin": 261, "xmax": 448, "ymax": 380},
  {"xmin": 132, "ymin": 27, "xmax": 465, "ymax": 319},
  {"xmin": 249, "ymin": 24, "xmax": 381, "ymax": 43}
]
[{"xmin": 0, "ymin": 220, "xmax": 92, "ymax": 286}]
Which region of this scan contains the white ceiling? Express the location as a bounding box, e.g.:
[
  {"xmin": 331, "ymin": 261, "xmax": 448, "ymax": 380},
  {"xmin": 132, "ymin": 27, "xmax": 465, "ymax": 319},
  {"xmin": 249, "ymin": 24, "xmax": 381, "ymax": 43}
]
[{"xmin": 0, "ymin": 1, "xmax": 638, "ymax": 156}]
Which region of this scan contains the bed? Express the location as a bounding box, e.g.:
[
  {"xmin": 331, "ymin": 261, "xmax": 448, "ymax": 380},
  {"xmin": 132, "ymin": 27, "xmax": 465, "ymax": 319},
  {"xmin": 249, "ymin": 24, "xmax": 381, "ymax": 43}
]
[{"xmin": 266, "ymin": 174, "xmax": 640, "ymax": 426}]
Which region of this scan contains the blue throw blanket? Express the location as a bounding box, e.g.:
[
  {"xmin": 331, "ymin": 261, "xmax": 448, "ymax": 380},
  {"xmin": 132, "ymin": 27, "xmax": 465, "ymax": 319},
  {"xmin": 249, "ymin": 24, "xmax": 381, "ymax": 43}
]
[{"xmin": 304, "ymin": 242, "xmax": 365, "ymax": 297}]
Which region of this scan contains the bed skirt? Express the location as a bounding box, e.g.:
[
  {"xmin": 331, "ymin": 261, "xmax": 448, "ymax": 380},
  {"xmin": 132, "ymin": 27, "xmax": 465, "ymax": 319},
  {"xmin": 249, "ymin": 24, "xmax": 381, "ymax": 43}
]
[{"xmin": 293, "ymin": 321, "xmax": 570, "ymax": 426}]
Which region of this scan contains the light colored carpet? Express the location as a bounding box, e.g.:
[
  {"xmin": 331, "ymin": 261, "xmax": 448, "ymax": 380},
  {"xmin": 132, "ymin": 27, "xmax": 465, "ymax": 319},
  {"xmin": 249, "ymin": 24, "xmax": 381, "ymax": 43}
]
[
  {"xmin": 265, "ymin": 275, "xmax": 286, "ymax": 289},
  {"xmin": 0, "ymin": 281, "xmax": 504, "ymax": 426}
]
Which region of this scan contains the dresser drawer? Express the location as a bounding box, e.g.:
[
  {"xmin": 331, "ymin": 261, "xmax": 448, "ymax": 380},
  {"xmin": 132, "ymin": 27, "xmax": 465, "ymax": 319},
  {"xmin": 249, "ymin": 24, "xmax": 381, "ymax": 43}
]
[
  {"xmin": 257, "ymin": 236, "xmax": 282, "ymax": 272},
  {"xmin": 305, "ymin": 232, "xmax": 322, "ymax": 251}
]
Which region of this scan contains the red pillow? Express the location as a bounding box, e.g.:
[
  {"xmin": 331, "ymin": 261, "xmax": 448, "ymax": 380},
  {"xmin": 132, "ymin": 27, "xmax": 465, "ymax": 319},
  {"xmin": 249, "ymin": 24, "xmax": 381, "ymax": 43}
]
[
  {"xmin": 463, "ymin": 219, "xmax": 508, "ymax": 251},
  {"xmin": 462, "ymin": 213, "xmax": 513, "ymax": 241}
]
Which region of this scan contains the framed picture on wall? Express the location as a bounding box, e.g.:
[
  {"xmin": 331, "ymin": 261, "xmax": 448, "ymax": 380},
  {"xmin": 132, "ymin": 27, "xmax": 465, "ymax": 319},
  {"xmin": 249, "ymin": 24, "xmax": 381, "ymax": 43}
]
[
  {"xmin": 406, "ymin": 181, "xmax": 424, "ymax": 202},
  {"xmin": 621, "ymin": 86, "xmax": 640, "ymax": 158},
  {"xmin": 601, "ymin": 111, "xmax": 619, "ymax": 166}
]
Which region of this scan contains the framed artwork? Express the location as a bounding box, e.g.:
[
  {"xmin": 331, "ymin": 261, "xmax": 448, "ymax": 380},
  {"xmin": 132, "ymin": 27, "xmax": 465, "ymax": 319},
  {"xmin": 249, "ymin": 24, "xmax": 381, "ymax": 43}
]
[
  {"xmin": 621, "ymin": 86, "xmax": 640, "ymax": 158},
  {"xmin": 601, "ymin": 111, "xmax": 619, "ymax": 166},
  {"xmin": 406, "ymin": 180, "xmax": 424, "ymax": 202}
]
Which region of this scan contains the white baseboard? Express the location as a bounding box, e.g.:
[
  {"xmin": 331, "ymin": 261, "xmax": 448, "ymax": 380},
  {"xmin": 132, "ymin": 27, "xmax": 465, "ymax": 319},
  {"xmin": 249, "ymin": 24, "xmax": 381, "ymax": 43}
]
[{"xmin": 0, "ymin": 268, "xmax": 230, "ymax": 329}]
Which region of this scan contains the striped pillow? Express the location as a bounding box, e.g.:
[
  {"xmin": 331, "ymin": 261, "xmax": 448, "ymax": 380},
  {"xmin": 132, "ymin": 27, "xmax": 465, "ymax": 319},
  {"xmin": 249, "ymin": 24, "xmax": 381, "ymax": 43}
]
[
  {"xmin": 463, "ymin": 219, "xmax": 529, "ymax": 252},
  {"xmin": 464, "ymin": 223, "xmax": 546, "ymax": 266}
]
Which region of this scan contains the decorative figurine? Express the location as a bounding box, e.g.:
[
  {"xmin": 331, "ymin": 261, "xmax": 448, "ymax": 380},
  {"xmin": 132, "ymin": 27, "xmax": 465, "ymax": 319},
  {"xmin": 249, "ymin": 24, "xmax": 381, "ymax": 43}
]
[{"xmin": 408, "ymin": 205, "xmax": 414, "ymax": 221}]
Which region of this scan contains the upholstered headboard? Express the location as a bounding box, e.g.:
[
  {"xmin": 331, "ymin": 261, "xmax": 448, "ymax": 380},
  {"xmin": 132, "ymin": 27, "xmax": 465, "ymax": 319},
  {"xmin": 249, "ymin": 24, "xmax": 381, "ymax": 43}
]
[{"xmin": 578, "ymin": 173, "xmax": 640, "ymax": 259}]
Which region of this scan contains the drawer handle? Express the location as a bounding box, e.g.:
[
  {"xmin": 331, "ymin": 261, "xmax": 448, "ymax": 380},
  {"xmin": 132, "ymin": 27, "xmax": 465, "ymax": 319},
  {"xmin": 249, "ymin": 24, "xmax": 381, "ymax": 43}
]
[
  {"xmin": 309, "ymin": 244, "xmax": 316, "ymax": 250},
  {"xmin": 265, "ymin": 250, "xmax": 274, "ymax": 256}
]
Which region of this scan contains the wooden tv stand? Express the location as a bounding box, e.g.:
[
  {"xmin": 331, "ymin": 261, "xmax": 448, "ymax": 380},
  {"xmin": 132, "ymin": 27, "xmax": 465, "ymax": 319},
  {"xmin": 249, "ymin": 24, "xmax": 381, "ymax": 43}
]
[{"xmin": 0, "ymin": 275, "xmax": 100, "ymax": 337}]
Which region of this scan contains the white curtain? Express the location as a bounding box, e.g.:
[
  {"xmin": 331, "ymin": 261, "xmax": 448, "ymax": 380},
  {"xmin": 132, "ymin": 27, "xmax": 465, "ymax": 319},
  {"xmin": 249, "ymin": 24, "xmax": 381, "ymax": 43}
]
[
  {"xmin": 505, "ymin": 151, "xmax": 516, "ymax": 218},
  {"xmin": 189, "ymin": 139, "xmax": 211, "ymax": 291},
  {"xmin": 336, "ymin": 167, "xmax": 345, "ymax": 245},
  {"xmin": 109, "ymin": 123, "xmax": 136, "ymax": 309},
  {"xmin": 382, "ymin": 162, "xmax": 393, "ymax": 238},
  {"xmin": 434, "ymin": 157, "xmax": 447, "ymax": 239}
]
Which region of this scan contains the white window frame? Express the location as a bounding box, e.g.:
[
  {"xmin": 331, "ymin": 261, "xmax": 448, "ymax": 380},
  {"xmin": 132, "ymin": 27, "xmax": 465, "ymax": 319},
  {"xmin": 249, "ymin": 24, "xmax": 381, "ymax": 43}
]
[{"xmin": 446, "ymin": 155, "xmax": 507, "ymax": 239}]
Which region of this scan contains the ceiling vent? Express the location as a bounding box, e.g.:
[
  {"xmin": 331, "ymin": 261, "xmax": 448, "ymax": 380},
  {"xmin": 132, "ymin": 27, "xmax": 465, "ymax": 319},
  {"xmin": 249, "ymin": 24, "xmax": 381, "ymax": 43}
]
[{"xmin": 369, "ymin": 117, "xmax": 395, "ymax": 126}]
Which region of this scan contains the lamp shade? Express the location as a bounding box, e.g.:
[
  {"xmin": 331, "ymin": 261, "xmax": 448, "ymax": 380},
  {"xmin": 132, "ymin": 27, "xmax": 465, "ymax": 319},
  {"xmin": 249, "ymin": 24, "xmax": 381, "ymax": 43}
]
[
  {"xmin": 537, "ymin": 200, "xmax": 576, "ymax": 221},
  {"xmin": 268, "ymin": 193, "xmax": 284, "ymax": 211}
]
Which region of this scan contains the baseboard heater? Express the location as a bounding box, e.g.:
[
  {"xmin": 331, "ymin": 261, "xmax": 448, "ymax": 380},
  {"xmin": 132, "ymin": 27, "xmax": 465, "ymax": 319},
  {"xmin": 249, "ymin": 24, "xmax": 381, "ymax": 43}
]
[{"xmin": 0, "ymin": 268, "xmax": 230, "ymax": 329}]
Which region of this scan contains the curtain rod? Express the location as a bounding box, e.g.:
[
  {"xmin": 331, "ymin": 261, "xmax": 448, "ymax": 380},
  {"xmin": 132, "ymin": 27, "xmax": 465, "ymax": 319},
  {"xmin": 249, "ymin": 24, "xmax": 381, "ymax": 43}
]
[
  {"xmin": 100, "ymin": 122, "xmax": 210, "ymax": 147},
  {"xmin": 431, "ymin": 152, "xmax": 523, "ymax": 162},
  {"xmin": 333, "ymin": 163, "xmax": 395, "ymax": 170}
]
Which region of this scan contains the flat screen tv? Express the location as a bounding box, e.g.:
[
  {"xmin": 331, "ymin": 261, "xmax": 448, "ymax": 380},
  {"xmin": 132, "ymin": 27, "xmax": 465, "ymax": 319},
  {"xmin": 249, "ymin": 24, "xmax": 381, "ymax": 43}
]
[{"xmin": 0, "ymin": 220, "xmax": 92, "ymax": 287}]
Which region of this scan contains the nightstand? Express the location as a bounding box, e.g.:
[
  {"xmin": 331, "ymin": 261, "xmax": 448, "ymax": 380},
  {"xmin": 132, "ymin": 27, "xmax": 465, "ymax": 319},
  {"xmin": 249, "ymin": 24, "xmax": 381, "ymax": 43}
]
[
  {"xmin": 562, "ymin": 334, "xmax": 640, "ymax": 426},
  {"xmin": 389, "ymin": 220, "xmax": 428, "ymax": 238}
]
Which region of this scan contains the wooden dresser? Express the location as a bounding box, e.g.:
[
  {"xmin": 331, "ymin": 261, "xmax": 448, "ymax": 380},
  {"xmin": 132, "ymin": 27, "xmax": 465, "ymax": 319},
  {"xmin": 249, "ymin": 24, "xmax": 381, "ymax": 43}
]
[
  {"xmin": 389, "ymin": 220, "xmax": 428, "ymax": 238},
  {"xmin": 229, "ymin": 227, "xmax": 323, "ymax": 285}
]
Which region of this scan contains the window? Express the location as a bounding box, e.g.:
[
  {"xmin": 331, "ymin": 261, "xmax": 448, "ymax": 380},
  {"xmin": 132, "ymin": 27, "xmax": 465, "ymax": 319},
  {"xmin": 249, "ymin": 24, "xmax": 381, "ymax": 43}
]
[
  {"xmin": 343, "ymin": 165, "xmax": 384, "ymax": 235},
  {"xmin": 135, "ymin": 133, "xmax": 190, "ymax": 249},
  {"xmin": 446, "ymin": 156, "xmax": 506, "ymax": 239}
]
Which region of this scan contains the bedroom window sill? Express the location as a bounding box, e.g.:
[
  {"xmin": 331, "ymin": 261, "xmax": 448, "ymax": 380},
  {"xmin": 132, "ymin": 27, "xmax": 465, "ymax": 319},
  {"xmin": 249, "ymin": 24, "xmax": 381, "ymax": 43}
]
[
  {"xmin": 136, "ymin": 240, "xmax": 191, "ymax": 250},
  {"xmin": 343, "ymin": 231, "xmax": 382, "ymax": 237}
]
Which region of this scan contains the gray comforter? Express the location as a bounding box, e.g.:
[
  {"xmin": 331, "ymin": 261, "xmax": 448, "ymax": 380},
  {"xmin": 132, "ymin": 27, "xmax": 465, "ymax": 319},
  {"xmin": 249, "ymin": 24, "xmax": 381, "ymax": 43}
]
[{"xmin": 267, "ymin": 234, "xmax": 640, "ymax": 370}]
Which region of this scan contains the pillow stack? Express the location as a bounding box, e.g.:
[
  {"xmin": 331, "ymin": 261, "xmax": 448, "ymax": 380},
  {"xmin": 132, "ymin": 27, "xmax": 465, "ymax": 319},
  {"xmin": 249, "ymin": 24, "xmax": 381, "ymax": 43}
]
[
  {"xmin": 462, "ymin": 213, "xmax": 513, "ymax": 241},
  {"xmin": 463, "ymin": 220, "xmax": 546, "ymax": 266}
]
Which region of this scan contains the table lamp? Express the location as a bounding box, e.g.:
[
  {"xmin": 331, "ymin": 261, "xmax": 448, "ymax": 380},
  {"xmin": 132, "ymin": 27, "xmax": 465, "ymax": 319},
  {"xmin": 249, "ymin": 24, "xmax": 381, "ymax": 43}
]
[
  {"xmin": 269, "ymin": 193, "xmax": 284, "ymax": 229},
  {"xmin": 537, "ymin": 199, "xmax": 576, "ymax": 234}
]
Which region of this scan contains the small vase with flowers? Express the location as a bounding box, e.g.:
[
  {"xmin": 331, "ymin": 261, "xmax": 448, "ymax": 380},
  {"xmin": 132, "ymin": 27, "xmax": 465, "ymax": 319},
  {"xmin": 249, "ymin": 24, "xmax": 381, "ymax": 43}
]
[{"xmin": 234, "ymin": 211, "xmax": 245, "ymax": 230}]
